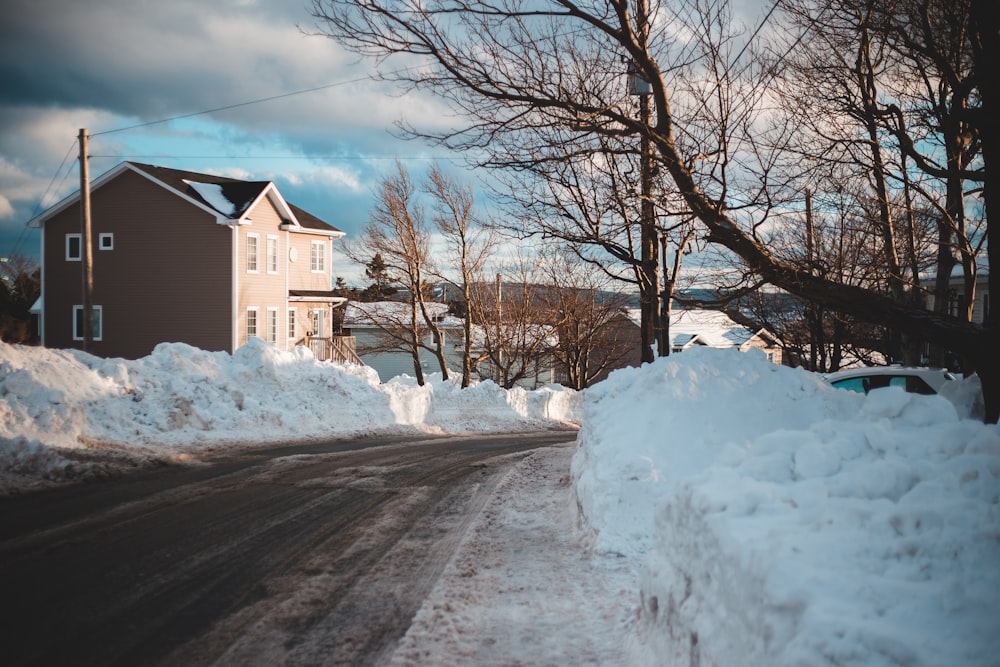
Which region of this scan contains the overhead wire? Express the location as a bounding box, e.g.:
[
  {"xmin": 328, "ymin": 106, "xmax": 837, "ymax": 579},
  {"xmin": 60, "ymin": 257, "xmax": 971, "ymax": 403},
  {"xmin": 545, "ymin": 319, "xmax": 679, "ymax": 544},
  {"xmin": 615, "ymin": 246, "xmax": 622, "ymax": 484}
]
[
  {"xmin": 90, "ymin": 67, "xmax": 421, "ymax": 137},
  {"xmin": 7, "ymin": 140, "xmax": 77, "ymax": 258}
]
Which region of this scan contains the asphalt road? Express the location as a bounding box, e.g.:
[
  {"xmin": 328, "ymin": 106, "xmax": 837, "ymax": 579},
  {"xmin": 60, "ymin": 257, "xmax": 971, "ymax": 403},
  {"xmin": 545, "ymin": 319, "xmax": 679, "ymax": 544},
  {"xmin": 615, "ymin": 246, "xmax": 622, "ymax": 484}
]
[{"xmin": 0, "ymin": 430, "xmax": 577, "ymax": 667}]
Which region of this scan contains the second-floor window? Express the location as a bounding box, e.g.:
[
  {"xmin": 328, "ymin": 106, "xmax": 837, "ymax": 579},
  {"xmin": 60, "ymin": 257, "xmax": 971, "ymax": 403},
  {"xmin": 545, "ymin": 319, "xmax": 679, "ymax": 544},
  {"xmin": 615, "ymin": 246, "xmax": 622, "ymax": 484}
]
[
  {"xmin": 267, "ymin": 236, "xmax": 279, "ymax": 274},
  {"xmin": 311, "ymin": 241, "xmax": 325, "ymax": 273},
  {"xmin": 247, "ymin": 234, "xmax": 259, "ymax": 272},
  {"xmin": 66, "ymin": 234, "xmax": 82, "ymax": 261}
]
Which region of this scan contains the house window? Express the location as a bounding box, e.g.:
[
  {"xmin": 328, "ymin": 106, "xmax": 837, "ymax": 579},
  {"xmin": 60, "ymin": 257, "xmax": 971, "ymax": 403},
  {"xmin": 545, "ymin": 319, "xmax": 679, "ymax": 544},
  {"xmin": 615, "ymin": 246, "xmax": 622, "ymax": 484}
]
[
  {"xmin": 66, "ymin": 234, "xmax": 82, "ymax": 261},
  {"xmin": 288, "ymin": 308, "xmax": 296, "ymax": 340},
  {"xmin": 310, "ymin": 241, "xmax": 326, "ymax": 273},
  {"xmin": 947, "ymin": 289, "xmax": 965, "ymax": 318},
  {"xmin": 72, "ymin": 305, "xmax": 103, "ymax": 341},
  {"xmin": 310, "ymin": 309, "xmax": 325, "ymax": 337},
  {"xmin": 246, "ymin": 234, "xmax": 259, "ymax": 272},
  {"xmin": 99, "ymin": 233, "xmax": 114, "ymax": 250},
  {"xmin": 246, "ymin": 307, "xmax": 258, "ymax": 339},
  {"xmin": 267, "ymin": 235, "xmax": 279, "ymax": 274},
  {"xmin": 266, "ymin": 308, "xmax": 278, "ymax": 344}
]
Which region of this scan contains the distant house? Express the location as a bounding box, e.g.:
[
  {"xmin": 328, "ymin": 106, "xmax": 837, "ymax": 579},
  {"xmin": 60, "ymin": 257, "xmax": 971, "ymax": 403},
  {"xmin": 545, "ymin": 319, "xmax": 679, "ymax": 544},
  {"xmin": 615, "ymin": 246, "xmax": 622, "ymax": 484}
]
[
  {"xmin": 608, "ymin": 308, "xmax": 784, "ymax": 367},
  {"xmin": 343, "ymin": 301, "xmax": 466, "ymax": 381},
  {"xmin": 665, "ymin": 309, "xmax": 784, "ymax": 364},
  {"xmin": 344, "ymin": 300, "xmax": 557, "ymax": 387},
  {"xmin": 28, "ymin": 161, "xmax": 359, "ymax": 362},
  {"xmin": 923, "ymin": 269, "xmax": 990, "ymax": 324}
]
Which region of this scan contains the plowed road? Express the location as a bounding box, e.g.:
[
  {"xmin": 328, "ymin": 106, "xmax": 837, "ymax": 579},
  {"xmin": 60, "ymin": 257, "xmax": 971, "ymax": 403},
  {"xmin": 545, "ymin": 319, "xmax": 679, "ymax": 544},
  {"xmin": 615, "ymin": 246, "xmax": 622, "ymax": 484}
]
[{"xmin": 0, "ymin": 431, "xmax": 577, "ymax": 667}]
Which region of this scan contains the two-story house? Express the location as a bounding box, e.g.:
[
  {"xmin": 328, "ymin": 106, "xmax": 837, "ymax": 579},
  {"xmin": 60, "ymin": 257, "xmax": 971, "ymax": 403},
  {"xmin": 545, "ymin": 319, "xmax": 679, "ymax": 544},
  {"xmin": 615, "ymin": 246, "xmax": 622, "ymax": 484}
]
[{"xmin": 28, "ymin": 161, "xmax": 359, "ymax": 362}]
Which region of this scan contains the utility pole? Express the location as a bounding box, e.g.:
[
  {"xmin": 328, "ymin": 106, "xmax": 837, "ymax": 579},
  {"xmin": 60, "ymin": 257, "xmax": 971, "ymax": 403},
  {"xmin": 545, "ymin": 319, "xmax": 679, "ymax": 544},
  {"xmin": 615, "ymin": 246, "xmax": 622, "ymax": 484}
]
[
  {"xmin": 660, "ymin": 234, "xmax": 671, "ymax": 356},
  {"xmin": 628, "ymin": 0, "xmax": 659, "ymax": 363},
  {"xmin": 79, "ymin": 128, "xmax": 94, "ymax": 352},
  {"xmin": 495, "ymin": 272, "xmax": 504, "ymax": 385}
]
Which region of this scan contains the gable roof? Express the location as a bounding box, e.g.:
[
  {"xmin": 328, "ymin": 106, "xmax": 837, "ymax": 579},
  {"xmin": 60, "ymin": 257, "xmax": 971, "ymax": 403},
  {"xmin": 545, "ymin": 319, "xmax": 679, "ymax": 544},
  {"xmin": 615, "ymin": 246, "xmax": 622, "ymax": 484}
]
[
  {"xmin": 28, "ymin": 161, "xmax": 344, "ymax": 236},
  {"xmin": 129, "ymin": 162, "xmax": 268, "ymax": 220}
]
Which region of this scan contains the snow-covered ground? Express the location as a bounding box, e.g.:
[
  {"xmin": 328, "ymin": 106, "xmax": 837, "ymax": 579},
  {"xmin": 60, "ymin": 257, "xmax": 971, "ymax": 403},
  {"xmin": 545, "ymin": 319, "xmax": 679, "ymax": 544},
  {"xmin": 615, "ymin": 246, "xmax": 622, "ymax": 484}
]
[{"xmin": 2, "ymin": 340, "xmax": 997, "ymax": 666}]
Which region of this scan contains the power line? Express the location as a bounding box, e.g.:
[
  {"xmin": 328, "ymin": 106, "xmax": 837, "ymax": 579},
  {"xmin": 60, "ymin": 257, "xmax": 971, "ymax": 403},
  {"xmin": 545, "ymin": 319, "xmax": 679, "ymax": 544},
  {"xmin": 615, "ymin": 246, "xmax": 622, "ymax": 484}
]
[
  {"xmin": 90, "ymin": 154, "xmax": 461, "ymax": 161},
  {"xmin": 8, "ymin": 140, "xmax": 77, "ymax": 258},
  {"xmin": 90, "ymin": 67, "xmax": 420, "ymax": 137}
]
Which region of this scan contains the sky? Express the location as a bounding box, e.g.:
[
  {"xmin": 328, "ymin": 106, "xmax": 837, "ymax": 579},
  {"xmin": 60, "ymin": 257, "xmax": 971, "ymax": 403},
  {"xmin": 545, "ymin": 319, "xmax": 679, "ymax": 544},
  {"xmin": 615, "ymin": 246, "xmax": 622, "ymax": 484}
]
[
  {"xmin": 0, "ymin": 0, "xmax": 464, "ymax": 282},
  {"xmin": 1, "ymin": 338, "xmax": 997, "ymax": 665},
  {"xmin": 0, "ymin": 0, "xmax": 777, "ymax": 285}
]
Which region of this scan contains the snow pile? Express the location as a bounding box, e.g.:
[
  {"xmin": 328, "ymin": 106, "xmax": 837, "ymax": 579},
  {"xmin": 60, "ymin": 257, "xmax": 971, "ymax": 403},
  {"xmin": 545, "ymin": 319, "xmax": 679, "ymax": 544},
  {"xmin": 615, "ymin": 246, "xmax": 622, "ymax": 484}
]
[
  {"xmin": 571, "ymin": 347, "xmax": 1000, "ymax": 666},
  {"xmin": 0, "ymin": 339, "xmax": 579, "ymax": 493}
]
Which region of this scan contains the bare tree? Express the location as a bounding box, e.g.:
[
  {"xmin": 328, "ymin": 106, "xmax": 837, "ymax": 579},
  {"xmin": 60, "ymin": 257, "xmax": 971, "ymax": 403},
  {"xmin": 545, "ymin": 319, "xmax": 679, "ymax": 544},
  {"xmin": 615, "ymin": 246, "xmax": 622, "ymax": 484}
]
[
  {"xmin": 348, "ymin": 162, "xmax": 451, "ymax": 384},
  {"xmin": 424, "ymin": 164, "xmax": 495, "ymax": 387},
  {"xmin": 0, "ymin": 255, "xmax": 41, "ymax": 344},
  {"xmin": 470, "ymin": 255, "xmax": 560, "ymax": 389},
  {"xmin": 309, "ymin": 0, "xmax": 998, "ymax": 421},
  {"xmin": 774, "ymin": 0, "xmax": 984, "ymax": 366},
  {"xmin": 541, "ymin": 247, "xmax": 635, "ymax": 389}
]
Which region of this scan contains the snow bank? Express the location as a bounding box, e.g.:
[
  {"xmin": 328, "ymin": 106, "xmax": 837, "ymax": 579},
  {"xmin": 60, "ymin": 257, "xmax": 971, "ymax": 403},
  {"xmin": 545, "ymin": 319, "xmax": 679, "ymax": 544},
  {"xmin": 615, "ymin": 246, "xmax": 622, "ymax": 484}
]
[
  {"xmin": 0, "ymin": 339, "xmax": 579, "ymax": 493},
  {"xmin": 571, "ymin": 347, "xmax": 1000, "ymax": 667}
]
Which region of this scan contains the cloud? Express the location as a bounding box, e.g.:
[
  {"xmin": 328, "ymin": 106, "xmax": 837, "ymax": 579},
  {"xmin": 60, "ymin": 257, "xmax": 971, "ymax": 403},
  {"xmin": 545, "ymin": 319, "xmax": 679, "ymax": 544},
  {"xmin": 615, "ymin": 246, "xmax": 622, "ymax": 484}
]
[
  {"xmin": 0, "ymin": 0, "xmax": 475, "ymax": 265},
  {"xmin": 0, "ymin": 194, "xmax": 14, "ymax": 220}
]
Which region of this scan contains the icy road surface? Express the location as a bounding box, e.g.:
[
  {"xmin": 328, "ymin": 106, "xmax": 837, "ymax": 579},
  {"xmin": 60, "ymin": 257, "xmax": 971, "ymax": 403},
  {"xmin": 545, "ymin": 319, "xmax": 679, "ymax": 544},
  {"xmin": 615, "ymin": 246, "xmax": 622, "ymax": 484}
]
[{"xmin": 1, "ymin": 431, "xmax": 637, "ymax": 666}]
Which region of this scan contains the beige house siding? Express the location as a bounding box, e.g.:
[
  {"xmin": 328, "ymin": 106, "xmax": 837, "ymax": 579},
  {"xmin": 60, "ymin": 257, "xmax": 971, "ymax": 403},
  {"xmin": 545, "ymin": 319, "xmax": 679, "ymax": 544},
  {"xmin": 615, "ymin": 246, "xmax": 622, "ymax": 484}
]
[
  {"xmin": 235, "ymin": 199, "xmax": 292, "ymax": 349},
  {"xmin": 287, "ymin": 233, "xmax": 333, "ymax": 291},
  {"xmin": 42, "ymin": 169, "xmax": 232, "ymax": 359}
]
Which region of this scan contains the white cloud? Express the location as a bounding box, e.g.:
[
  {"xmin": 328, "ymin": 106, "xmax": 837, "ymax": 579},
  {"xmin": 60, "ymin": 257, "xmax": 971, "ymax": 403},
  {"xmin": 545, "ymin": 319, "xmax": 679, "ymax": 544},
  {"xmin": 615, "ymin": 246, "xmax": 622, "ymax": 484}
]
[{"xmin": 0, "ymin": 194, "xmax": 14, "ymax": 220}]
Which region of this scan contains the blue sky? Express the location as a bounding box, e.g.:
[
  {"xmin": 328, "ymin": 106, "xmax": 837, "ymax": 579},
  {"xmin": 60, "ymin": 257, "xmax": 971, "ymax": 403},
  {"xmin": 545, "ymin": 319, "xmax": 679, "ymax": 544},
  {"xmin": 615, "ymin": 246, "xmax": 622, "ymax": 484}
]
[
  {"xmin": 0, "ymin": 0, "xmax": 468, "ymax": 283},
  {"xmin": 0, "ymin": 0, "xmax": 769, "ymax": 284}
]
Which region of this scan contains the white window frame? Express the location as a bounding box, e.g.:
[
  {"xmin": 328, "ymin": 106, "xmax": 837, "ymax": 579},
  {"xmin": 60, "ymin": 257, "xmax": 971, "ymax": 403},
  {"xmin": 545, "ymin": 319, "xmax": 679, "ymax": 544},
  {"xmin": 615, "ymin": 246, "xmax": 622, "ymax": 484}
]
[
  {"xmin": 310, "ymin": 240, "xmax": 326, "ymax": 273},
  {"xmin": 99, "ymin": 233, "xmax": 114, "ymax": 250},
  {"xmin": 246, "ymin": 234, "xmax": 259, "ymax": 273},
  {"xmin": 66, "ymin": 233, "xmax": 82, "ymax": 261},
  {"xmin": 246, "ymin": 307, "xmax": 259, "ymax": 339},
  {"xmin": 287, "ymin": 308, "xmax": 297, "ymax": 340},
  {"xmin": 266, "ymin": 307, "xmax": 278, "ymax": 344},
  {"xmin": 266, "ymin": 235, "xmax": 279, "ymax": 274},
  {"xmin": 72, "ymin": 305, "xmax": 103, "ymax": 341},
  {"xmin": 309, "ymin": 308, "xmax": 325, "ymax": 337}
]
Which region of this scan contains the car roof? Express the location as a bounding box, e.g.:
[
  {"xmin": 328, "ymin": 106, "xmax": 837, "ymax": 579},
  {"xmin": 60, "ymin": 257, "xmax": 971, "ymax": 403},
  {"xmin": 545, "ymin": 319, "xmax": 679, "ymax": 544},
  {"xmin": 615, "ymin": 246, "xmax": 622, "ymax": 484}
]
[{"xmin": 824, "ymin": 366, "xmax": 956, "ymax": 390}]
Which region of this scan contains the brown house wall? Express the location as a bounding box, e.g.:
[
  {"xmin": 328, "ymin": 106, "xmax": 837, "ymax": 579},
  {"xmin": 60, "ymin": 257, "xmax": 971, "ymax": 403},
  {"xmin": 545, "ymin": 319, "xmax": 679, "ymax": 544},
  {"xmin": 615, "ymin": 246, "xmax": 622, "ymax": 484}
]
[{"xmin": 43, "ymin": 169, "xmax": 233, "ymax": 359}]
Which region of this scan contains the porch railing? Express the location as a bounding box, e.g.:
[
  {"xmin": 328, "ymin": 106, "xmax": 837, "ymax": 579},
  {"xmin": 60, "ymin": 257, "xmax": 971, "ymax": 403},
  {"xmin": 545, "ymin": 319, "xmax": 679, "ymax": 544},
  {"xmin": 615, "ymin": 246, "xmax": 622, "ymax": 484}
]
[{"xmin": 304, "ymin": 336, "xmax": 364, "ymax": 365}]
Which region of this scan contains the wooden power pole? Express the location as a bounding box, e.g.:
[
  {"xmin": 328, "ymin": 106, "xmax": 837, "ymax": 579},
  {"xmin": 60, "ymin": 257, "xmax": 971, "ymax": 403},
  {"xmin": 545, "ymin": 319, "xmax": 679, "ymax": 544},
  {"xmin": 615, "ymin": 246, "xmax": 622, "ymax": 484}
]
[{"xmin": 79, "ymin": 128, "xmax": 94, "ymax": 352}]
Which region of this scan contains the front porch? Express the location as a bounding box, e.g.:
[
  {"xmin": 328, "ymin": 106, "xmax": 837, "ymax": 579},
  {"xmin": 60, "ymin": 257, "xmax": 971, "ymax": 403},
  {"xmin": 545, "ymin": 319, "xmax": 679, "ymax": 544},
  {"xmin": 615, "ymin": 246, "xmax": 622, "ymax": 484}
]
[{"xmin": 304, "ymin": 335, "xmax": 364, "ymax": 365}]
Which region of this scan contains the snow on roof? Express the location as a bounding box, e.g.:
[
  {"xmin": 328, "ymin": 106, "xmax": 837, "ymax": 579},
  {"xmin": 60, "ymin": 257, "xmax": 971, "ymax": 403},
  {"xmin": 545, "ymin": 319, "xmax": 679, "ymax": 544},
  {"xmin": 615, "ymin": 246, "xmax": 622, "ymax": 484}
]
[
  {"xmin": 670, "ymin": 309, "xmax": 755, "ymax": 348},
  {"xmin": 626, "ymin": 308, "xmax": 764, "ymax": 349},
  {"xmin": 182, "ymin": 180, "xmax": 237, "ymax": 217}
]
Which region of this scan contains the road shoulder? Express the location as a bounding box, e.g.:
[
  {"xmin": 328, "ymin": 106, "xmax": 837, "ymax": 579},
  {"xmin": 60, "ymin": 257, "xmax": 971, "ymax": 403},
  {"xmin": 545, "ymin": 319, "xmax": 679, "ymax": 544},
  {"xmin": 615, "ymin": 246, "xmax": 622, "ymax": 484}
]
[{"xmin": 389, "ymin": 443, "xmax": 639, "ymax": 666}]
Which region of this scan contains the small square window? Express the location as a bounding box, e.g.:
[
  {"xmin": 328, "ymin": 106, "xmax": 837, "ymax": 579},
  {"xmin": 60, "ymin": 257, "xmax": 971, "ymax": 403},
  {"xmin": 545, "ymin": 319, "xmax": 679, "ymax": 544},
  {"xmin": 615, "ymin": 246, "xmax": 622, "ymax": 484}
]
[
  {"xmin": 66, "ymin": 234, "xmax": 82, "ymax": 261},
  {"xmin": 99, "ymin": 233, "xmax": 114, "ymax": 250}
]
